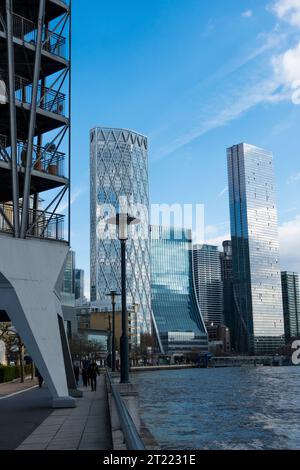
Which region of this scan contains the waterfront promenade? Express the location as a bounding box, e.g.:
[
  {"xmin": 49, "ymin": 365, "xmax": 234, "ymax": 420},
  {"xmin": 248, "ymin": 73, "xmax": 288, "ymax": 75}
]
[{"xmin": 0, "ymin": 376, "xmax": 112, "ymax": 450}]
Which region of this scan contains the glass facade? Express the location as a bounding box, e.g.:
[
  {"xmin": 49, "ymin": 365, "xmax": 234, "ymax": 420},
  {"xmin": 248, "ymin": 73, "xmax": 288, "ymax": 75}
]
[
  {"xmin": 193, "ymin": 244, "xmax": 223, "ymax": 325},
  {"xmin": 61, "ymin": 250, "xmax": 75, "ymax": 307},
  {"xmin": 90, "ymin": 127, "xmax": 152, "ymax": 346},
  {"xmin": 75, "ymin": 269, "xmax": 84, "ymax": 300},
  {"xmin": 227, "ymin": 143, "xmax": 284, "ymax": 354},
  {"xmin": 281, "ymin": 272, "xmax": 300, "ymax": 340},
  {"xmin": 220, "ymin": 241, "xmax": 235, "ymax": 335},
  {"xmin": 151, "ymin": 226, "xmax": 208, "ymax": 355}
]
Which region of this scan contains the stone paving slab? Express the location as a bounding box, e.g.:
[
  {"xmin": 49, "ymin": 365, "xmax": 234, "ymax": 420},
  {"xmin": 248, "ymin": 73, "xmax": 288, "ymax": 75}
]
[{"xmin": 17, "ymin": 375, "xmax": 113, "ymax": 450}]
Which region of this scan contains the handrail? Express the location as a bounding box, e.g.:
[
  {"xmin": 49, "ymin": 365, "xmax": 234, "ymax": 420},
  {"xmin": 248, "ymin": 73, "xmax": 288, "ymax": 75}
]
[
  {"xmin": 106, "ymin": 372, "xmax": 145, "ymax": 451},
  {"xmin": 12, "ymin": 13, "xmax": 66, "ymax": 58},
  {"xmin": 0, "ymin": 203, "xmax": 65, "ymax": 241}
]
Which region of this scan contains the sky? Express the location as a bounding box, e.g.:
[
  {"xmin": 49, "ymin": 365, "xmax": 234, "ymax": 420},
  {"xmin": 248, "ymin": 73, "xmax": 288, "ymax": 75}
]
[{"xmin": 70, "ymin": 0, "xmax": 300, "ymax": 298}]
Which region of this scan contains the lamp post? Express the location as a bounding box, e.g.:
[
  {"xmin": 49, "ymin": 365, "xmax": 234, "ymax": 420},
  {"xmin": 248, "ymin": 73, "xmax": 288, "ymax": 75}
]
[
  {"xmin": 107, "ymin": 213, "xmax": 140, "ymax": 383},
  {"xmin": 106, "ymin": 290, "xmax": 121, "ymax": 372}
]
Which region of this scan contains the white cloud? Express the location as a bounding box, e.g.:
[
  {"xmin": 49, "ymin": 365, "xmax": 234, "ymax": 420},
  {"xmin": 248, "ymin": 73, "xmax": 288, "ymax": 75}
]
[
  {"xmin": 58, "ymin": 186, "xmax": 86, "ymax": 212},
  {"xmin": 206, "ymin": 233, "xmax": 230, "ymax": 249},
  {"xmin": 157, "ymin": 77, "xmax": 282, "ymax": 159},
  {"xmin": 271, "ymin": 0, "xmax": 300, "ymax": 27},
  {"xmin": 218, "ymin": 186, "xmax": 228, "ymax": 197},
  {"xmin": 287, "ymin": 171, "xmax": 300, "ymax": 183},
  {"xmin": 273, "ymin": 41, "xmax": 300, "ymax": 84},
  {"xmin": 242, "ymin": 10, "xmax": 253, "ymax": 18},
  {"xmin": 279, "ymin": 214, "xmax": 300, "ymax": 272}
]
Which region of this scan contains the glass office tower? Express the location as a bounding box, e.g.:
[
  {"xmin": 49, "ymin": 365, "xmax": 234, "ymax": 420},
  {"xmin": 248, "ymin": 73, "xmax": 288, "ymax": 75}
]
[
  {"xmin": 193, "ymin": 244, "xmax": 223, "ymax": 325},
  {"xmin": 90, "ymin": 127, "xmax": 152, "ymax": 345},
  {"xmin": 151, "ymin": 226, "xmax": 208, "ymax": 355},
  {"xmin": 227, "ymin": 143, "xmax": 284, "ymax": 354},
  {"xmin": 75, "ymin": 269, "xmax": 85, "ymax": 300},
  {"xmin": 281, "ymin": 272, "xmax": 300, "ymax": 340},
  {"xmin": 61, "ymin": 250, "xmax": 76, "ymax": 307},
  {"xmin": 220, "ymin": 241, "xmax": 235, "ymax": 336}
]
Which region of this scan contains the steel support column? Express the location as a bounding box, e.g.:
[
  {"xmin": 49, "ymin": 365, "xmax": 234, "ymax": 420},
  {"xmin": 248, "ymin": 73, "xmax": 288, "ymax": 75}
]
[
  {"xmin": 20, "ymin": 0, "xmax": 46, "ymax": 238},
  {"xmin": 5, "ymin": 0, "xmax": 19, "ymax": 237}
]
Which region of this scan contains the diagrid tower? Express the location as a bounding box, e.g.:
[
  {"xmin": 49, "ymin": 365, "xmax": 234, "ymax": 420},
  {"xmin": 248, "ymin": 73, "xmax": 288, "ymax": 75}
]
[{"xmin": 0, "ymin": 0, "xmax": 76, "ymax": 406}]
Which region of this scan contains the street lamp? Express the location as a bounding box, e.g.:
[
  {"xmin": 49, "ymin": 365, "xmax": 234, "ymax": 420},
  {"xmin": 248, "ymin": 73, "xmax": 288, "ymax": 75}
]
[
  {"xmin": 105, "ymin": 290, "xmax": 121, "ymax": 372},
  {"xmin": 107, "ymin": 213, "xmax": 140, "ymax": 383}
]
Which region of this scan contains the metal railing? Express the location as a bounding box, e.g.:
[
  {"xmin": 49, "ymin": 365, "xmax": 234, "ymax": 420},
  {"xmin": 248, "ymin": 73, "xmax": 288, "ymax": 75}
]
[
  {"xmin": 14, "ymin": 74, "xmax": 65, "ymax": 116},
  {"xmin": 0, "ymin": 134, "xmax": 7, "ymax": 148},
  {"xmin": 0, "ymin": 134, "xmax": 66, "ymax": 178},
  {"xmin": 12, "ymin": 13, "xmax": 66, "ymax": 59},
  {"xmin": 0, "ymin": 203, "xmax": 65, "ymax": 241},
  {"xmin": 106, "ymin": 372, "xmax": 145, "ymax": 450},
  {"xmin": 17, "ymin": 141, "xmax": 65, "ymax": 177}
]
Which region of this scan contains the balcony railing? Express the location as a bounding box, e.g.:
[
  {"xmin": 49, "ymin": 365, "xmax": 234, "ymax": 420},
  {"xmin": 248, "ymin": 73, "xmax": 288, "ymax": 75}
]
[
  {"xmin": 0, "ymin": 134, "xmax": 66, "ymax": 178},
  {"xmin": 0, "ymin": 203, "xmax": 65, "ymax": 241},
  {"xmin": 12, "ymin": 13, "xmax": 66, "ymax": 59},
  {"xmin": 14, "ymin": 74, "xmax": 65, "ymax": 116}
]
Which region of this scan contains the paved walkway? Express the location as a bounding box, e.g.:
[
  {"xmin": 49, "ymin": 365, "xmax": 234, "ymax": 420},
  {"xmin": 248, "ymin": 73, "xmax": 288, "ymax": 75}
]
[
  {"xmin": 17, "ymin": 375, "xmax": 113, "ymax": 450},
  {"xmin": 0, "ymin": 377, "xmax": 37, "ymax": 398}
]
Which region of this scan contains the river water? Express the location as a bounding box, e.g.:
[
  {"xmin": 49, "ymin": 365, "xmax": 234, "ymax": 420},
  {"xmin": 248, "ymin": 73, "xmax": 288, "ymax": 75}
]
[{"xmin": 133, "ymin": 366, "xmax": 300, "ymax": 450}]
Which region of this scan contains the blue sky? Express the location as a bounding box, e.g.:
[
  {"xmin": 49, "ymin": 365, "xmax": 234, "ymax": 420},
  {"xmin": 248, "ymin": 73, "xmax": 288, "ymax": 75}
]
[{"xmin": 70, "ymin": 0, "xmax": 300, "ymax": 297}]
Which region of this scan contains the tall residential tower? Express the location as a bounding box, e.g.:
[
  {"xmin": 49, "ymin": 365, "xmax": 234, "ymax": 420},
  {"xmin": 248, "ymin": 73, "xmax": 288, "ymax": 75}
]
[
  {"xmin": 90, "ymin": 127, "xmax": 152, "ymax": 346},
  {"xmin": 227, "ymin": 143, "xmax": 284, "ymax": 354}
]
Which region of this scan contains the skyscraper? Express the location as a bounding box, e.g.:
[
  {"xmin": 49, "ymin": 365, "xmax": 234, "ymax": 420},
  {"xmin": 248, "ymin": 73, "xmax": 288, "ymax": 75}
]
[
  {"xmin": 193, "ymin": 244, "xmax": 223, "ymax": 326},
  {"xmin": 220, "ymin": 240, "xmax": 234, "ymax": 338},
  {"xmin": 61, "ymin": 250, "xmax": 76, "ymax": 307},
  {"xmin": 281, "ymin": 272, "xmax": 300, "ymax": 340},
  {"xmin": 90, "ymin": 127, "xmax": 152, "ymax": 345},
  {"xmin": 227, "ymin": 143, "xmax": 284, "ymax": 354},
  {"xmin": 75, "ymin": 269, "xmax": 85, "ymax": 300},
  {"xmin": 151, "ymin": 226, "xmax": 208, "ymax": 355}
]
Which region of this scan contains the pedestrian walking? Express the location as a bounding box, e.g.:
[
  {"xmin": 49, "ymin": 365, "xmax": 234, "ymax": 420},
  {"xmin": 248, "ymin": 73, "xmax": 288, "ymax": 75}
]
[
  {"xmin": 88, "ymin": 362, "xmax": 100, "ymax": 392},
  {"xmin": 81, "ymin": 367, "xmax": 88, "ymax": 387},
  {"xmin": 73, "ymin": 363, "xmax": 80, "ymax": 384},
  {"xmin": 35, "ymin": 368, "xmax": 44, "ymax": 388}
]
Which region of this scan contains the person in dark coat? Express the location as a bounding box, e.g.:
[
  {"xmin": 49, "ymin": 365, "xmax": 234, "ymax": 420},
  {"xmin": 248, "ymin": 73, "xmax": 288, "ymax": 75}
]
[
  {"xmin": 88, "ymin": 362, "xmax": 100, "ymax": 391},
  {"xmin": 81, "ymin": 367, "xmax": 88, "ymax": 387},
  {"xmin": 73, "ymin": 364, "xmax": 80, "ymax": 384},
  {"xmin": 35, "ymin": 368, "xmax": 44, "ymax": 388}
]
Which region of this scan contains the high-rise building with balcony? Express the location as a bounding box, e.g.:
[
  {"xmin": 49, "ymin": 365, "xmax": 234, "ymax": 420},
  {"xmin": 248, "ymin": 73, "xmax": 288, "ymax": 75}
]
[
  {"xmin": 227, "ymin": 143, "xmax": 285, "ymax": 354},
  {"xmin": 281, "ymin": 272, "xmax": 300, "ymax": 340},
  {"xmin": 151, "ymin": 225, "xmax": 208, "ymax": 355},
  {"xmin": 193, "ymin": 244, "xmax": 223, "ymax": 326},
  {"xmin": 90, "ymin": 127, "xmax": 152, "ymax": 346},
  {"xmin": 0, "ymin": 0, "xmax": 76, "ymax": 406}
]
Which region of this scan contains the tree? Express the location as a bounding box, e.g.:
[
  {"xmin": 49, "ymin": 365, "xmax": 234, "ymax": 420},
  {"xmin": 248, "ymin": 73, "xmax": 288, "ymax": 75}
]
[
  {"xmin": 130, "ymin": 333, "xmax": 155, "ymax": 366},
  {"xmin": 0, "ymin": 323, "xmax": 25, "ymax": 382},
  {"xmin": 69, "ymin": 334, "xmax": 104, "ymax": 362}
]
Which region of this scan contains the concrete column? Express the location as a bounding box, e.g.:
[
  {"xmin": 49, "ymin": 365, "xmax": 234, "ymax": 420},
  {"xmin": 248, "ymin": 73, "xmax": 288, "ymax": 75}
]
[{"xmin": 0, "ymin": 235, "xmax": 75, "ymax": 408}]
